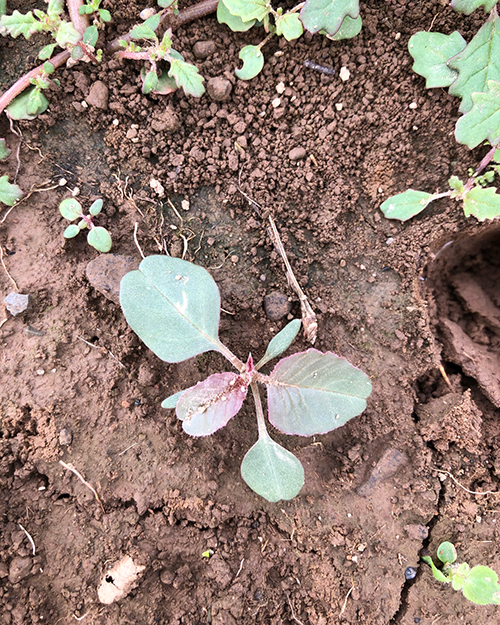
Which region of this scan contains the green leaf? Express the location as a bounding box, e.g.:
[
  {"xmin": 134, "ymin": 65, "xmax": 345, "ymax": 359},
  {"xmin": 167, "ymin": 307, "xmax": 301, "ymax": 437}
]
[
  {"xmin": 408, "ymin": 31, "xmax": 466, "ymax": 89},
  {"xmin": 42, "ymin": 61, "xmax": 55, "ymax": 74},
  {"xmin": 463, "ymin": 185, "xmax": 500, "ymax": 220},
  {"xmin": 71, "ymin": 45, "xmax": 84, "ymax": 60},
  {"xmin": 421, "ymin": 554, "xmax": 450, "ymax": 583},
  {"xmin": 266, "ymin": 349, "xmax": 372, "ymax": 436},
  {"xmin": 275, "ymin": 13, "xmax": 303, "ymax": 41},
  {"xmin": 47, "ymin": 0, "xmax": 64, "ymax": 16},
  {"xmin": 462, "ymin": 565, "xmax": 500, "ymax": 605},
  {"xmin": 39, "ymin": 43, "xmax": 56, "ymax": 60},
  {"xmin": 0, "ymin": 139, "xmax": 11, "ymax": 160},
  {"xmin": 99, "ymin": 8, "xmax": 111, "ymax": 22},
  {"xmin": 0, "ymin": 10, "xmax": 43, "ymax": 38},
  {"xmin": 158, "ymin": 0, "xmax": 177, "ymax": 7},
  {"xmin": 83, "ymin": 25, "xmax": 98, "ymax": 47},
  {"xmin": 89, "ymin": 199, "xmax": 103, "ymax": 216},
  {"xmin": 455, "ymin": 80, "xmax": 500, "ymax": 148},
  {"xmin": 7, "ymin": 87, "xmax": 49, "ymax": 120},
  {"xmin": 326, "ymin": 15, "xmax": 362, "ymax": 40},
  {"xmin": 241, "ymin": 431, "xmax": 304, "ymax": 502},
  {"xmin": 161, "ymin": 388, "xmax": 192, "ymax": 409},
  {"xmin": 55, "ymin": 21, "xmax": 81, "ymax": 47},
  {"xmin": 380, "ymin": 189, "xmax": 435, "ymax": 221},
  {"xmin": 0, "ymin": 0, "xmax": 7, "ymax": 17},
  {"xmin": 63, "ymin": 224, "xmax": 80, "ymax": 238},
  {"xmin": 120, "ymin": 256, "xmax": 223, "ymax": 363},
  {"xmin": 168, "ymin": 58, "xmax": 205, "ymax": 97},
  {"xmin": 217, "ymin": 0, "xmax": 256, "ymax": 31},
  {"xmin": 0, "ymin": 175, "xmax": 23, "ymax": 206},
  {"xmin": 256, "ymin": 319, "xmax": 301, "ymax": 370},
  {"xmin": 144, "ymin": 13, "xmax": 161, "ymax": 31},
  {"xmin": 130, "ymin": 23, "xmax": 158, "ymax": 41},
  {"xmin": 222, "ymin": 0, "xmax": 270, "ymax": 23},
  {"xmin": 142, "ymin": 69, "xmax": 159, "ymax": 94},
  {"xmin": 87, "ymin": 226, "xmax": 112, "ymax": 252},
  {"xmin": 79, "ymin": 5, "xmax": 94, "ymax": 15},
  {"xmin": 300, "ymin": 0, "xmax": 360, "ymax": 36},
  {"xmin": 59, "ymin": 198, "xmax": 83, "ymax": 220},
  {"xmin": 176, "ymin": 372, "xmax": 248, "ymax": 436},
  {"xmin": 437, "ymin": 542, "xmax": 457, "ymax": 564},
  {"xmin": 235, "ymin": 45, "xmax": 264, "ymax": 80},
  {"xmin": 451, "ymin": 0, "xmax": 498, "ymax": 15},
  {"xmin": 448, "ymin": 12, "xmax": 500, "ymax": 113},
  {"xmin": 153, "ymin": 69, "xmax": 177, "ymax": 94}
]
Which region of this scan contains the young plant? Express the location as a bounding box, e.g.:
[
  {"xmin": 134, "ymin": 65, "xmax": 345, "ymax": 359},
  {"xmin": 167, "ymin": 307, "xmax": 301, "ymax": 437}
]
[
  {"xmin": 59, "ymin": 197, "xmax": 112, "ymax": 252},
  {"xmin": 116, "ymin": 11, "xmax": 204, "ymax": 97},
  {"xmin": 218, "ymin": 0, "xmax": 362, "ymax": 79},
  {"xmin": 422, "ymin": 541, "xmax": 500, "ymax": 605},
  {"xmin": 0, "ymin": 139, "xmax": 23, "ymax": 206},
  {"xmin": 380, "ymin": 2, "xmax": 500, "ymax": 222},
  {"xmin": 119, "ymin": 256, "xmax": 372, "ymax": 502}
]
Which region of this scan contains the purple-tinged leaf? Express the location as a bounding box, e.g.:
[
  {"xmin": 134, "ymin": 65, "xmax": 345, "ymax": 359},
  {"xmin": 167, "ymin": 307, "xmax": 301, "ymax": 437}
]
[
  {"xmin": 266, "ymin": 349, "xmax": 372, "ymax": 436},
  {"xmin": 176, "ymin": 372, "xmax": 248, "ymax": 436}
]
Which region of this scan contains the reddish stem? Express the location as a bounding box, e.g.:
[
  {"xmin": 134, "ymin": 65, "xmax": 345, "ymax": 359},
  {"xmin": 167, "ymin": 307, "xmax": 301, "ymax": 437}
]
[{"xmin": 67, "ymin": 0, "xmax": 89, "ymax": 36}]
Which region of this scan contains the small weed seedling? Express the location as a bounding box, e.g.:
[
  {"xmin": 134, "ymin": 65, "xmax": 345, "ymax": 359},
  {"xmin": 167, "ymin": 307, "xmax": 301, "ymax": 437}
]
[
  {"xmin": 59, "ymin": 197, "xmax": 111, "ymax": 252},
  {"xmin": 120, "ymin": 256, "xmax": 372, "ymax": 502},
  {"xmin": 116, "ymin": 10, "xmax": 204, "ymax": 97},
  {"xmin": 380, "ymin": 2, "xmax": 500, "ymax": 222},
  {"xmin": 0, "ymin": 139, "xmax": 23, "ymax": 206},
  {"xmin": 422, "ymin": 541, "xmax": 500, "ymax": 605},
  {"xmin": 218, "ymin": 0, "xmax": 362, "ymax": 80}
]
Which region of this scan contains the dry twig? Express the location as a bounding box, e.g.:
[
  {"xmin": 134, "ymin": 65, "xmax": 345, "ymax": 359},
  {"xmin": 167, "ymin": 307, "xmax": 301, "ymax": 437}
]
[
  {"xmin": 339, "ymin": 584, "xmax": 354, "ymax": 617},
  {"xmin": 435, "ymin": 468, "xmax": 497, "ymax": 496},
  {"xmin": 59, "ymin": 460, "xmax": 105, "ymax": 513},
  {"xmin": 18, "ymin": 523, "xmax": 36, "ymax": 555}
]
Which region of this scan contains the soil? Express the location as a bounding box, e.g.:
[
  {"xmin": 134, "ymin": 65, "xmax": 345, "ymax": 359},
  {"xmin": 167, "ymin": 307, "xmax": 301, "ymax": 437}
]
[{"xmin": 1, "ymin": 1, "xmax": 500, "ymax": 624}]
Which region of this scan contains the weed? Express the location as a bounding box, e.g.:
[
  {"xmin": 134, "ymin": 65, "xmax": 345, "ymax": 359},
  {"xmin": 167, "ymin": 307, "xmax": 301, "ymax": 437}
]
[{"xmin": 59, "ymin": 197, "xmax": 112, "ymax": 252}]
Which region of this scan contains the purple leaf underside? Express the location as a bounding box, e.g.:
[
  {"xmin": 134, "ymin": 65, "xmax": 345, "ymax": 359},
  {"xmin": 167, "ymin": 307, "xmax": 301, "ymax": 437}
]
[{"xmin": 176, "ymin": 372, "xmax": 248, "ymax": 436}]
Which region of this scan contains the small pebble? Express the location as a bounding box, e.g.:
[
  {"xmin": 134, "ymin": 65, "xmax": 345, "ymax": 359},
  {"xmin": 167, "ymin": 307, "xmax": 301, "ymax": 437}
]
[
  {"xmin": 193, "ymin": 40, "xmax": 216, "ymax": 59},
  {"xmin": 289, "ymin": 147, "xmax": 306, "ymax": 161},
  {"xmin": 160, "ymin": 568, "xmax": 175, "ymax": 585},
  {"xmin": 230, "ymin": 255, "xmax": 239, "ymax": 264},
  {"xmin": 264, "ymin": 291, "xmax": 291, "ymax": 321},
  {"xmin": 59, "ymin": 429, "xmax": 72, "ymax": 446},
  {"xmin": 36, "ymin": 369, "xmax": 45, "ymax": 376},
  {"xmin": 335, "ymin": 102, "xmax": 343, "ymax": 111},
  {"xmin": 85, "ymin": 81, "xmax": 109, "ymax": 109},
  {"xmin": 339, "ymin": 66, "xmax": 350, "ymax": 81},
  {"xmin": 4, "ymin": 292, "xmax": 30, "ymax": 316},
  {"xmin": 254, "ymin": 590, "xmax": 264, "ymax": 602},
  {"xmin": 9, "ymin": 556, "xmax": 32, "ymax": 584},
  {"xmin": 404, "ymin": 567, "xmax": 417, "ymax": 580},
  {"xmin": 206, "ymin": 77, "xmax": 232, "ymax": 102}
]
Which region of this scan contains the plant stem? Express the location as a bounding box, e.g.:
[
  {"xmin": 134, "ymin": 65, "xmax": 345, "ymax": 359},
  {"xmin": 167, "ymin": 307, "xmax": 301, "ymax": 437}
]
[
  {"xmin": 217, "ymin": 342, "xmax": 245, "ymax": 373},
  {"xmin": 106, "ymin": 0, "xmax": 218, "ymax": 54},
  {"xmin": 250, "ymin": 381, "xmax": 268, "ymax": 439},
  {"xmin": 0, "ymin": 50, "xmax": 71, "ymax": 114},
  {"xmin": 67, "ymin": 0, "xmax": 89, "ymax": 36},
  {"xmin": 463, "ymin": 143, "xmax": 499, "ymax": 193}
]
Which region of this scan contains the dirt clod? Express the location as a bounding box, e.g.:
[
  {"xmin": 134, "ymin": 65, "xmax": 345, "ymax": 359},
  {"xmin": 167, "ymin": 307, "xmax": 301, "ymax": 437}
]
[
  {"xmin": 263, "ymin": 291, "xmax": 291, "ymax": 321},
  {"xmin": 4, "ymin": 292, "xmax": 30, "ymax": 315},
  {"xmin": 206, "ymin": 76, "xmax": 233, "ymax": 101},
  {"xmin": 193, "ymin": 40, "xmax": 216, "ymax": 59},
  {"xmin": 288, "ymin": 147, "xmax": 306, "ymax": 161},
  {"xmin": 8, "ymin": 557, "xmax": 32, "ymax": 584},
  {"xmin": 85, "ymin": 80, "xmax": 109, "ymax": 109}
]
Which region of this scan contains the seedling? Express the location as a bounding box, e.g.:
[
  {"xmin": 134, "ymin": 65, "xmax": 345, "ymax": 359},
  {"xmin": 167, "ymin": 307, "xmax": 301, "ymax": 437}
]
[
  {"xmin": 59, "ymin": 197, "xmax": 111, "ymax": 252},
  {"xmin": 380, "ymin": 2, "xmax": 500, "ymax": 222},
  {"xmin": 116, "ymin": 10, "xmax": 204, "ymax": 97},
  {"xmin": 119, "ymin": 255, "xmax": 372, "ymax": 502},
  {"xmin": 422, "ymin": 541, "xmax": 500, "ymax": 605},
  {"xmin": 219, "ymin": 0, "xmax": 362, "ymax": 79},
  {"xmin": 0, "ymin": 139, "xmax": 23, "ymax": 206}
]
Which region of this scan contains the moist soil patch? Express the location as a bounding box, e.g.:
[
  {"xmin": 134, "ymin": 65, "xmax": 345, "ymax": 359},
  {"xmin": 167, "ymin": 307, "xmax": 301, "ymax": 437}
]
[{"xmin": 1, "ymin": 2, "xmax": 500, "ymax": 624}]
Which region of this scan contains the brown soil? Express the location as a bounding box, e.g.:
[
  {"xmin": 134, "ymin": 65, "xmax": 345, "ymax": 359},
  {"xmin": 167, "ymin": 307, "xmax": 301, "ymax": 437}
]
[{"xmin": 1, "ymin": 2, "xmax": 500, "ymax": 624}]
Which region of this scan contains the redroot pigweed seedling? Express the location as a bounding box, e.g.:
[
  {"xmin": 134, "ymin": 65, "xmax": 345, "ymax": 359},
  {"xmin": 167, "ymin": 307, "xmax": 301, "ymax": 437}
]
[
  {"xmin": 59, "ymin": 197, "xmax": 111, "ymax": 252},
  {"xmin": 380, "ymin": 2, "xmax": 500, "ymax": 222},
  {"xmin": 119, "ymin": 256, "xmax": 372, "ymax": 502},
  {"xmin": 422, "ymin": 541, "xmax": 500, "ymax": 605}
]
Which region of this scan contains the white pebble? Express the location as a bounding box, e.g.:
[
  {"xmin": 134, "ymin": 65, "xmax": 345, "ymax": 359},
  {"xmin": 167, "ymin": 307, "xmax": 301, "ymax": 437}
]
[
  {"xmin": 409, "ymin": 102, "xmax": 417, "ymax": 109},
  {"xmin": 335, "ymin": 103, "xmax": 343, "ymax": 111},
  {"xmin": 272, "ymin": 97, "xmax": 281, "ymax": 108},
  {"xmin": 276, "ymin": 82, "xmax": 285, "ymax": 94},
  {"xmin": 339, "ymin": 67, "xmax": 350, "ymax": 81}
]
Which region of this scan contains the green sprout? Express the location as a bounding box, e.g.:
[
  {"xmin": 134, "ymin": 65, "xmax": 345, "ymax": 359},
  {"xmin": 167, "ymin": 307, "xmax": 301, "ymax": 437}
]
[
  {"xmin": 219, "ymin": 0, "xmax": 362, "ymax": 80},
  {"xmin": 380, "ymin": 2, "xmax": 500, "ymax": 223},
  {"xmin": 422, "ymin": 541, "xmax": 500, "ymax": 605},
  {"xmin": 119, "ymin": 256, "xmax": 372, "ymax": 503},
  {"xmin": 59, "ymin": 197, "xmax": 112, "ymax": 253}
]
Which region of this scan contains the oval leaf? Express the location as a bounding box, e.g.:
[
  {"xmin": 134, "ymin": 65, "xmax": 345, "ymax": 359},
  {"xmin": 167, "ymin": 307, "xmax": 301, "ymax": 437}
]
[
  {"xmin": 408, "ymin": 31, "xmax": 466, "ymax": 89},
  {"xmin": 241, "ymin": 432, "xmax": 304, "ymax": 502},
  {"xmin": 0, "ymin": 175, "xmax": 23, "ymax": 206},
  {"xmin": 256, "ymin": 319, "xmax": 301, "ymax": 370},
  {"xmin": 437, "ymin": 542, "xmax": 457, "ymax": 564},
  {"xmin": 380, "ymin": 189, "xmax": 434, "ymax": 221},
  {"xmin": 326, "ymin": 15, "xmax": 362, "ymax": 41},
  {"xmin": 161, "ymin": 387, "xmax": 193, "ymax": 409},
  {"xmin": 0, "ymin": 139, "xmax": 11, "ymax": 160},
  {"xmin": 59, "ymin": 197, "xmax": 82, "ymax": 220},
  {"xmin": 266, "ymin": 349, "xmax": 372, "ymax": 436},
  {"xmin": 463, "ymin": 565, "xmax": 500, "ymax": 605},
  {"xmin": 120, "ymin": 256, "xmax": 223, "ymax": 363},
  {"xmin": 87, "ymin": 226, "xmax": 112, "ymax": 252},
  {"xmin": 176, "ymin": 372, "xmax": 248, "ymax": 436},
  {"xmin": 300, "ymin": 0, "xmax": 360, "ymax": 36},
  {"xmin": 7, "ymin": 87, "xmax": 49, "ymax": 120},
  {"xmin": 451, "ymin": 0, "xmax": 498, "ymax": 15},
  {"xmin": 275, "ymin": 13, "xmax": 303, "ymax": 41},
  {"xmin": 455, "ymin": 80, "xmax": 500, "ymax": 149},
  {"xmin": 63, "ymin": 224, "xmax": 80, "ymax": 238},
  {"xmin": 217, "ymin": 0, "xmax": 256, "ymax": 31},
  {"xmin": 89, "ymin": 199, "xmax": 103, "ymax": 216},
  {"xmin": 235, "ymin": 45, "xmax": 264, "ymax": 80}
]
